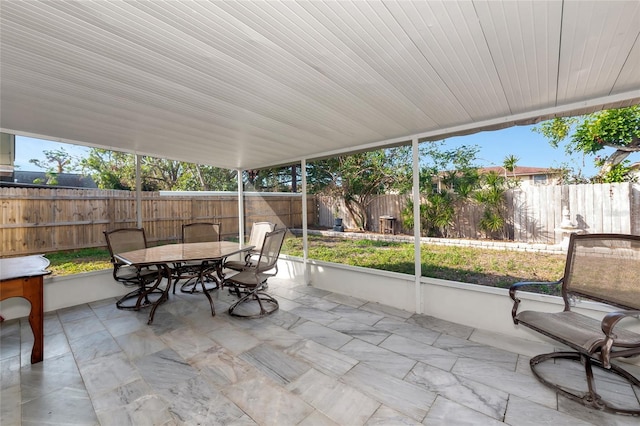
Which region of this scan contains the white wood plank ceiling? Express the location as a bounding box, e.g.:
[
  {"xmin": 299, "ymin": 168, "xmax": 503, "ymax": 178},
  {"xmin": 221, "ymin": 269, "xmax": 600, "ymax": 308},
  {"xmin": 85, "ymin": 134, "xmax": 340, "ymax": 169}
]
[{"xmin": 1, "ymin": 0, "xmax": 639, "ymax": 170}]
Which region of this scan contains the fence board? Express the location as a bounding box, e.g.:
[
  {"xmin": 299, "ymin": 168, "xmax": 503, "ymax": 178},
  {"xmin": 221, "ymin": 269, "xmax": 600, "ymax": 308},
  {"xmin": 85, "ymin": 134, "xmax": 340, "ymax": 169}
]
[
  {"xmin": 588, "ymin": 183, "xmax": 598, "ymax": 232},
  {"xmin": 525, "ymin": 186, "xmax": 537, "ymax": 239},
  {"xmin": 612, "ymin": 183, "xmax": 629, "ymax": 234},
  {"xmin": 578, "ymin": 183, "xmax": 591, "ymax": 232},
  {"xmin": 632, "ymin": 185, "xmax": 640, "ymax": 235},
  {"xmin": 547, "ymin": 186, "xmax": 559, "ymax": 242},
  {"xmin": 536, "ymin": 185, "xmax": 548, "ymax": 242},
  {"xmin": 511, "ymin": 189, "xmax": 523, "ymax": 241}
]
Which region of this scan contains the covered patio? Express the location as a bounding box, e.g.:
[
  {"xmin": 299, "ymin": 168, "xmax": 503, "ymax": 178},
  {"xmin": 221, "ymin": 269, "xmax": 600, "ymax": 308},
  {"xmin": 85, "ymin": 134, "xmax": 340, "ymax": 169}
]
[
  {"xmin": 4, "ymin": 277, "xmax": 639, "ymax": 425},
  {"xmin": 2, "ymin": 1, "xmax": 640, "ymax": 424}
]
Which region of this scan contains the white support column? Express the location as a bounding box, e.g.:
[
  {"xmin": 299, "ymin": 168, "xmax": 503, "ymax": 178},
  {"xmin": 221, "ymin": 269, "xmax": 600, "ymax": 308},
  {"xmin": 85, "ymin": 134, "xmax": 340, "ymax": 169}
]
[
  {"xmin": 412, "ymin": 138, "xmax": 422, "ymax": 314},
  {"xmin": 135, "ymin": 154, "xmax": 142, "ymax": 229},
  {"xmin": 237, "ymin": 169, "xmax": 245, "ymax": 245},
  {"xmin": 301, "ymin": 159, "xmax": 309, "ymax": 285}
]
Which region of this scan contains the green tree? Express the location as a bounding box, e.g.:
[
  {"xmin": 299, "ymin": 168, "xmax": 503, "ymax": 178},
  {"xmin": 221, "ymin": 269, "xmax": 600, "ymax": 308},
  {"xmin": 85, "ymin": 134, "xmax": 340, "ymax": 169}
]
[
  {"xmin": 311, "ymin": 147, "xmax": 413, "ymax": 230},
  {"xmin": 29, "ymin": 147, "xmax": 79, "ymax": 173},
  {"xmin": 549, "ymin": 163, "xmax": 589, "ymax": 185},
  {"xmin": 29, "ymin": 147, "xmax": 81, "ymax": 185},
  {"xmin": 181, "ymin": 164, "xmax": 237, "ymax": 191},
  {"xmin": 245, "ymin": 165, "xmax": 301, "ymax": 192},
  {"xmin": 533, "ymin": 106, "xmax": 640, "ymax": 182},
  {"xmin": 502, "ymin": 154, "xmax": 519, "ymax": 181},
  {"xmin": 81, "ymin": 149, "xmax": 136, "ymax": 190},
  {"xmin": 400, "ymin": 142, "xmax": 480, "ymax": 237},
  {"xmin": 423, "ymin": 142, "xmax": 479, "ymax": 237},
  {"xmin": 81, "ymin": 148, "xmax": 237, "ymax": 191}
]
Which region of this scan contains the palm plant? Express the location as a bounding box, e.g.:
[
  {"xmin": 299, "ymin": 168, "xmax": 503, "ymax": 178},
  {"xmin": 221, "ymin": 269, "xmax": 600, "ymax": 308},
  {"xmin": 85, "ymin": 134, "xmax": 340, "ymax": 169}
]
[
  {"xmin": 474, "ymin": 171, "xmax": 509, "ymax": 239},
  {"xmin": 503, "ymin": 154, "xmax": 519, "ymax": 181}
]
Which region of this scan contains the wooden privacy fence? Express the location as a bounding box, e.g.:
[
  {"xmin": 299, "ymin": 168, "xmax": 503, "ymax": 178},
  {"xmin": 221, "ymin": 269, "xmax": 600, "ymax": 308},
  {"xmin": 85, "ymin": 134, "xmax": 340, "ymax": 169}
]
[
  {"xmin": 509, "ymin": 183, "xmax": 640, "ymax": 243},
  {"xmin": 317, "ymin": 194, "xmax": 411, "ymax": 233},
  {"xmin": 317, "ymin": 183, "xmax": 640, "ymax": 243},
  {"xmin": 3, "ymin": 183, "xmax": 638, "ymax": 255},
  {"xmin": 1, "ymin": 188, "xmax": 316, "ymax": 256}
]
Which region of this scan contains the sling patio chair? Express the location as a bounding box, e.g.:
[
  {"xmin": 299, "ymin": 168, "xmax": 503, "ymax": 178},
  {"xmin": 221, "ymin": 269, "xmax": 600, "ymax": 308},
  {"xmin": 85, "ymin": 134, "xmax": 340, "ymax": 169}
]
[
  {"xmin": 173, "ymin": 222, "xmax": 222, "ymax": 294},
  {"xmin": 509, "ymin": 233, "xmax": 640, "ymax": 416},
  {"xmin": 225, "ymin": 221, "xmax": 276, "ymax": 271},
  {"xmin": 223, "ymin": 228, "xmax": 286, "ymax": 318},
  {"xmin": 103, "ymin": 228, "xmax": 164, "ymax": 310}
]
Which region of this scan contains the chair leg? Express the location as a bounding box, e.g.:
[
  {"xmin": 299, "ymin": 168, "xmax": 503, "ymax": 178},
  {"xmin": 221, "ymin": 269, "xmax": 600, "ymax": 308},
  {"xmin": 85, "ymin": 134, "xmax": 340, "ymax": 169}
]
[
  {"xmin": 228, "ymin": 284, "xmax": 279, "ymax": 318},
  {"xmin": 222, "ymin": 279, "xmax": 242, "ymax": 298},
  {"xmin": 530, "ymin": 351, "xmax": 640, "ymax": 416},
  {"xmin": 116, "ymin": 271, "xmax": 165, "ymax": 311}
]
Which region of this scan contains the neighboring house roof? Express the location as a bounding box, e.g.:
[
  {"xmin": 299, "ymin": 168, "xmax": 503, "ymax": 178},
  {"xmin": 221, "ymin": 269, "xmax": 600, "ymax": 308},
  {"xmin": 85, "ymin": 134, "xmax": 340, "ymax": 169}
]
[
  {"xmin": 11, "ymin": 171, "xmax": 97, "ymax": 188},
  {"xmin": 477, "ymin": 166, "xmax": 559, "ymax": 176}
]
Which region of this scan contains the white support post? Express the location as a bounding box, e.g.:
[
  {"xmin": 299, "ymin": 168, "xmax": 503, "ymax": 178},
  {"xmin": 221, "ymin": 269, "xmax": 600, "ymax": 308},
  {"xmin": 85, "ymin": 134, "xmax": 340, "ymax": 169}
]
[
  {"xmin": 135, "ymin": 154, "xmax": 142, "ymax": 229},
  {"xmin": 237, "ymin": 169, "xmax": 244, "ymax": 245},
  {"xmin": 301, "ymin": 159, "xmax": 309, "ymax": 285},
  {"xmin": 412, "ymin": 138, "xmax": 422, "ymax": 314}
]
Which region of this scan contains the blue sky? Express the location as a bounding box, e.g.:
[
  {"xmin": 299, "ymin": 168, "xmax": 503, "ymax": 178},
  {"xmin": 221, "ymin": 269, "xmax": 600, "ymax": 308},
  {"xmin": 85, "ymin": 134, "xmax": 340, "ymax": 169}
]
[
  {"xmin": 440, "ymin": 124, "xmax": 600, "ymax": 176},
  {"xmin": 13, "ymin": 125, "xmax": 616, "ymax": 177}
]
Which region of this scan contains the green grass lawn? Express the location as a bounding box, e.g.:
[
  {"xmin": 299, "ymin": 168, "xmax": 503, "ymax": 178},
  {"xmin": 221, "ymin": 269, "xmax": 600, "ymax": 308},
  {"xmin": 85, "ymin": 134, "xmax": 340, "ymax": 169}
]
[
  {"xmin": 281, "ymin": 236, "xmax": 565, "ymax": 289},
  {"xmin": 44, "ymin": 235, "xmax": 565, "ymax": 291},
  {"xmin": 45, "ymin": 248, "xmax": 112, "ymax": 276}
]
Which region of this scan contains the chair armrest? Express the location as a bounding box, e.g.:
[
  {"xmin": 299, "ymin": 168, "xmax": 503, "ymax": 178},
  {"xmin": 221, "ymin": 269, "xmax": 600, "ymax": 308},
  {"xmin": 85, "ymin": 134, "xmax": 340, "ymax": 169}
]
[
  {"xmin": 509, "ymin": 280, "xmax": 563, "ymax": 324},
  {"xmin": 509, "ymin": 280, "xmax": 562, "ymax": 301},
  {"xmin": 601, "ymin": 310, "xmax": 640, "ymax": 337},
  {"xmin": 600, "ymin": 310, "xmax": 640, "ymax": 368}
]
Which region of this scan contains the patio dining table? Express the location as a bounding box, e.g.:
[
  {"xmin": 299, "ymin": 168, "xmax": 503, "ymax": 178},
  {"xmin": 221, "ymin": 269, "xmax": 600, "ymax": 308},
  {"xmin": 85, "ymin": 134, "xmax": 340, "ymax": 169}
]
[{"xmin": 115, "ymin": 241, "xmax": 254, "ymax": 324}]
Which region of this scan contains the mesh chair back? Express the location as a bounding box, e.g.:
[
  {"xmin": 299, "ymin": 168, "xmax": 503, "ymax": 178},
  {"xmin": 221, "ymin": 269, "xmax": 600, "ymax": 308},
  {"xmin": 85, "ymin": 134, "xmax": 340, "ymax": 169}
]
[
  {"xmin": 248, "ymin": 222, "xmax": 276, "ymax": 251},
  {"xmin": 182, "ymin": 222, "xmax": 221, "ymax": 243},
  {"xmin": 104, "ymin": 228, "xmax": 148, "ymax": 261},
  {"xmin": 563, "ymin": 233, "xmax": 640, "ymax": 310},
  {"xmin": 255, "ymin": 228, "xmax": 286, "ymax": 274}
]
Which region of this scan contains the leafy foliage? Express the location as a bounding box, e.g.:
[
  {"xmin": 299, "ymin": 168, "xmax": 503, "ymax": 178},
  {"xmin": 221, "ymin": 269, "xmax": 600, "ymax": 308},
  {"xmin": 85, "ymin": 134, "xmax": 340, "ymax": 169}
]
[
  {"xmin": 28, "ymin": 147, "xmax": 81, "ymax": 185},
  {"xmin": 426, "ymin": 192, "xmax": 456, "ymax": 236},
  {"xmin": 502, "ymin": 154, "xmax": 519, "ymax": 180},
  {"xmin": 81, "ymin": 149, "xmax": 138, "ymax": 190},
  {"xmin": 310, "ymin": 147, "xmax": 413, "ymax": 230},
  {"xmin": 596, "ymin": 161, "xmax": 634, "ymax": 183},
  {"xmin": 32, "ymin": 172, "xmax": 59, "ymax": 185},
  {"xmin": 549, "ymin": 163, "xmax": 589, "ymax": 185},
  {"xmin": 29, "ymin": 147, "xmax": 80, "ymax": 174},
  {"xmin": 474, "ymin": 171, "xmax": 509, "ymax": 238},
  {"xmin": 245, "ymin": 165, "xmax": 301, "ymax": 192},
  {"xmin": 81, "ymin": 149, "xmax": 237, "ymax": 191},
  {"xmin": 401, "ymin": 142, "xmax": 481, "ymax": 237},
  {"xmin": 572, "ymin": 106, "xmax": 640, "ymax": 154},
  {"xmin": 533, "ymin": 106, "xmax": 640, "ymax": 181}
]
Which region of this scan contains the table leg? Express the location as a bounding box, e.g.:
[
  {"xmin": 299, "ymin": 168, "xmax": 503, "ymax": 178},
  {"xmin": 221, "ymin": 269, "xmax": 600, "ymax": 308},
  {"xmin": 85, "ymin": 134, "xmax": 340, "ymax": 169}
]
[
  {"xmin": 24, "ymin": 277, "xmax": 44, "ymax": 364},
  {"xmin": 147, "ymin": 264, "xmax": 172, "ymax": 325}
]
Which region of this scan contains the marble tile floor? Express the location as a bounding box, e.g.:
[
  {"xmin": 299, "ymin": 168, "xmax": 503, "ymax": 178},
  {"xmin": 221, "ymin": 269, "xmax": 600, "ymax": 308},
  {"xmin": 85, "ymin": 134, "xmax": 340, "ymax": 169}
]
[{"xmin": 1, "ymin": 277, "xmax": 639, "ymax": 425}]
